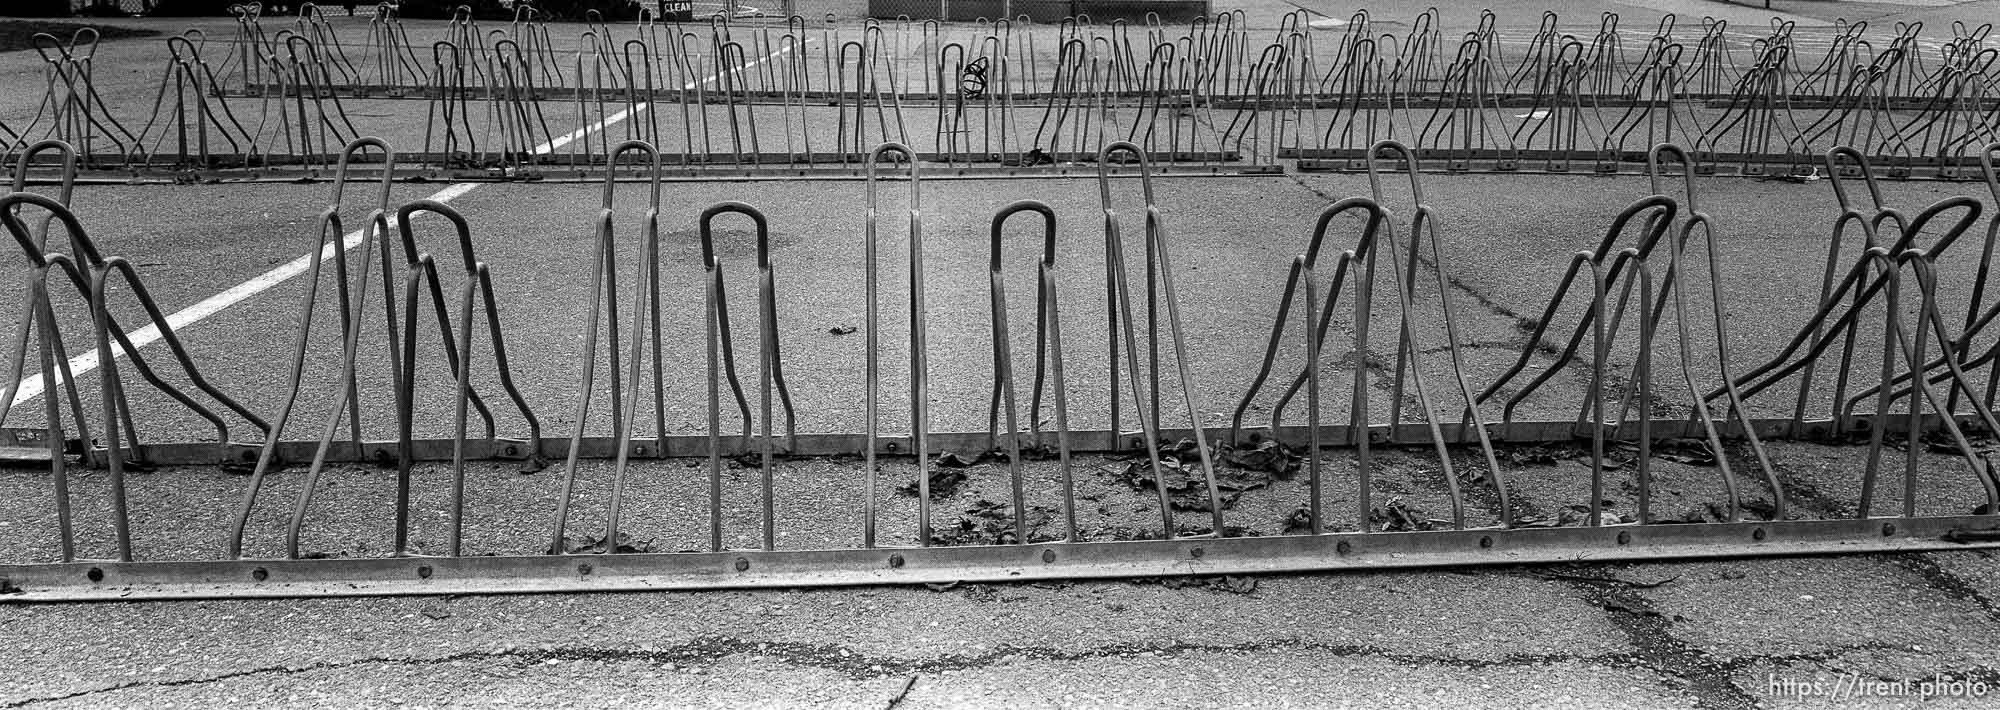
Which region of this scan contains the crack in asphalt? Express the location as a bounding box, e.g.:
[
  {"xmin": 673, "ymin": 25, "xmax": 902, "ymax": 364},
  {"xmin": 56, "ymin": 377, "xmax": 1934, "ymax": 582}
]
[
  {"xmin": 1337, "ymin": 348, "xmax": 1424, "ymax": 409},
  {"xmin": 15, "ymin": 631, "xmax": 2000, "ymax": 707},
  {"xmin": 0, "ymin": 637, "xmax": 1565, "ymax": 707},
  {"xmin": 1548, "ymin": 553, "xmax": 2000, "ymax": 710},
  {"xmin": 1768, "ymin": 461, "xmax": 2000, "ymax": 627},
  {"xmin": 1893, "ymin": 552, "xmax": 2000, "ymax": 624},
  {"xmin": 1280, "ymin": 174, "xmax": 1656, "ymax": 408},
  {"xmin": 1280, "ymin": 175, "xmax": 1544, "ymax": 326},
  {"xmin": 1761, "ymin": 449, "xmax": 1867, "ymax": 517},
  {"xmin": 1280, "ymin": 174, "xmax": 1704, "ymax": 422},
  {"xmin": 1566, "ymin": 578, "xmax": 1762, "ymax": 710}
]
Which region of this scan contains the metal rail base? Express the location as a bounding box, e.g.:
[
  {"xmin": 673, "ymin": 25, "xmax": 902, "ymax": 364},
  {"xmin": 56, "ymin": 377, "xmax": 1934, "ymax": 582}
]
[
  {"xmin": 4, "ymin": 416, "xmax": 1999, "ymax": 602},
  {"xmin": 6, "ymin": 518, "xmax": 1997, "ymax": 602}
]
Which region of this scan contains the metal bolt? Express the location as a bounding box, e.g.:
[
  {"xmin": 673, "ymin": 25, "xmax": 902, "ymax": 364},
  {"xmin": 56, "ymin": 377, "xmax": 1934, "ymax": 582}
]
[
  {"xmin": 252, "ymin": 567, "xmax": 269, "ymax": 582},
  {"xmin": 734, "ymin": 558, "xmax": 750, "ymax": 572},
  {"xmin": 1335, "ymin": 541, "xmax": 1351, "ymax": 556},
  {"xmin": 1752, "ymin": 528, "xmax": 1767, "ymax": 542},
  {"xmin": 1882, "ymin": 523, "xmax": 1898, "ymax": 537},
  {"xmin": 1478, "ymin": 536, "xmax": 1493, "ymax": 549},
  {"xmin": 1190, "ymin": 547, "xmax": 1205, "ymax": 559},
  {"xmin": 577, "ymin": 563, "xmax": 593, "ymax": 576},
  {"xmin": 1616, "ymin": 531, "xmax": 1632, "ymax": 545},
  {"xmin": 417, "ymin": 565, "xmax": 433, "ymax": 579},
  {"xmin": 888, "ymin": 554, "xmax": 905, "ymax": 568},
  {"xmin": 1041, "ymin": 549, "xmax": 1056, "ymax": 563}
]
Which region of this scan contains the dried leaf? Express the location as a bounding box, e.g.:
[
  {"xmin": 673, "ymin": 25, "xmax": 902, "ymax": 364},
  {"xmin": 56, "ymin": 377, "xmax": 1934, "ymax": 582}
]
[
  {"xmin": 936, "ymin": 450, "xmax": 1005, "ymax": 468},
  {"xmin": 560, "ymin": 533, "xmax": 653, "ymax": 555},
  {"xmin": 1159, "ymin": 439, "xmax": 1203, "ymax": 460},
  {"xmin": 1108, "ymin": 439, "xmax": 1256, "ymax": 512},
  {"xmin": 1923, "ymin": 434, "xmax": 1995, "ymax": 457},
  {"xmin": 1281, "ymin": 506, "xmax": 1315, "ymax": 534},
  {"xmin": 1370, "ymin": 497, "xmax": 1441, "ymax": 532},
  {"xmin": 1217, "ymin": 575, "xmax": 1259, "ymax": 595},
  {"xmin": 1660, "ymin": 503, "xmax": 1733, "ymax": 524},
  {"xmin": 929, "ymin": 500, "xmax": 1058, "ymax": 546},
  {"xmin": 1221, "ymin": 439, "xmax": 1300, "ymax": 476},
  {"xmin": 1655, "ymin": 438, "xmax": 1718, "ymax": 467},
  {"xmin": 1174, "ymin": 524, "xmax": 1261, "ymax": 538},
  {"xmin": 1741, "ymin": 498, "xmax": 1780, "ymax": 520},
  {"xmin": 1017, "ymin": 442, "xmax": 1059, "ymax": 461},
  {"xmin": 731, "ymin": 451, "xmax": 791, "ymax": 469},
  {"xmin": 897, "ymin": 466, "xmax": 968, "ymax": 500},
  {"xmin": 1134, "ymin": 575, "xmax": 1259, "ymax": 594},
  {"xmin": 1501, "ymin": 444, "xmax": 1564, "ymax": 466}
]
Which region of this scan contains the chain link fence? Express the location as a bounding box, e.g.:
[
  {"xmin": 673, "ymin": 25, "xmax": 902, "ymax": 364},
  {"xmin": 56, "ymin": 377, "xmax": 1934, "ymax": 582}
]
[{"xmin": 781, "ymin": 0, "xmax": 872, "ymax": 20}]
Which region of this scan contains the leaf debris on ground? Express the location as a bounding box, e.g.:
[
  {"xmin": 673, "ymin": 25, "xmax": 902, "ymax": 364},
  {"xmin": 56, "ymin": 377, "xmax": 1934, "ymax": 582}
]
[
  {"xmin": 1654, "ymin": 438, "xmax": 1719, "ymax": 467},
  {"xmin": 1282, "ymin": 505, "xmax": 1315, "ymax": 534},
  {"xmin": 1371, "ymin": 497, "xmax": 1448, "ymax": 532},
  {"xmin": 895, "ymin": 450, "xmax": 1010, "ymax": 500},
  {"xmin": 930, "ymin": 499, "xmax": 1058, "ymax": 546},
  {"xmin": 1129, "ymin": 575, "xmax": 1260, "ymax": 595},
  {"xmin": 1516, "ymin": 503, "xmax": 1633, "ymax": 527},
  {"xmin": 1104, "ymin": 438, "xmax": 1300, "ymax": 512},
  {"xmin": 558, "ymin": 532, "xmax": 653, "ymax": 555}
]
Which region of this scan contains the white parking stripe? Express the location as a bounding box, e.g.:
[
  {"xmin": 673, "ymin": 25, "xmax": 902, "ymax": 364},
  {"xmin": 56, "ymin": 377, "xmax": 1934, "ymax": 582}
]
[{"xmin": 7, "ymin": 39, "xmax": 803, "ymax": 409}]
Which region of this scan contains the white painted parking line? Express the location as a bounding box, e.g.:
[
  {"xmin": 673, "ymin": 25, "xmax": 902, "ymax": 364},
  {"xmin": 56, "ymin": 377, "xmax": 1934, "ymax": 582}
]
[{"xmin": 7, "ymin": 40, "xmax": 804, "ymax": 409}]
